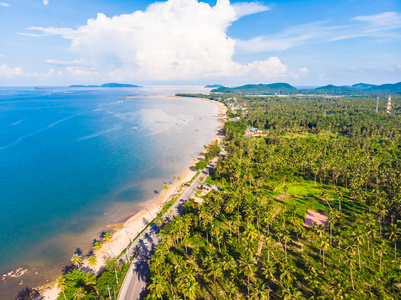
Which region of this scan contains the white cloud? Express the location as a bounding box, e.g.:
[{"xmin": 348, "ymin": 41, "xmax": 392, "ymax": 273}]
[
  {"xmin": 240, "ymin": 57, "xmax": 287, "ymax": 78},
  {"xmin": 66, "ymin": 67, "xmax": 99, "ymax": 77},
  {"xmin": 299, "ymin": 67, "xmax": 308, "ymax": 74},
  {"xmin": 236, "ymin": 11, "xmax": 401, "ymax": 53},
  {"xmin": 43, "ymin": 0, "xmax": 49, "ymax": 5},
  {"xmin": 353, "ymin": 12, "xmax": 401, "ymax": 30},
  {"xmin": 0, "ymin": 2, "xmax": 9, "ymax": 7},
  {"xmin": 46, "ymin": 59, "xmax": 88, "ymax": 67},
  {"xmin": 0, "ymin": 64, "xmax": 54, "ymax": 79},
  {"xmin": 231, "ymin": 2, "xmax": 270, "ymax": 19},
  {"xmin": 19, "ymin": 33, "xmax": 42, "ymax": 38},
  {"xmin": 27, "ymin": 0, "xmax": 287, "ymax": 81},
  {"xmin": 0, "ymin": 65, "xmax": 24, "ymax": 78}
]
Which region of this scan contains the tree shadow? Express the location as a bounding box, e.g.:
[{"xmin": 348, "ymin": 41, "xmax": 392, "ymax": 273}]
[
  {"xmin": 16, "ymin": 287, "xmax": 39, "ymax": 300},
  {"xmin": 134, "ymin": 250, "xmax": 150, "ymax": 282},
  {"xmin": 61, "ymin": 264, "xmax": 76, "ymax": 276},
  {"xmin": 149, "ymin": 223, "xmax": 160, "ymax": 235},
  {"xmin": 143, "ymin": 232, "xmax": 154, "ymax": 244},
  {"xmin": 139, "ymin": 287, "xmax": 148, "ymax": 300},
  {"xmin": 141, "ymin": 217, "xmax": 149, "ymax": 226},
  {"xmin": 74, "ymin": 248, "xmax": 83, "ymax": 256}
]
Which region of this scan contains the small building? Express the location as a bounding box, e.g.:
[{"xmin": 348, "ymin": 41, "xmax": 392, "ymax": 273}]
[{"xmin": 200, "ymin": 184, "xmax": 221, "ymax": 196}]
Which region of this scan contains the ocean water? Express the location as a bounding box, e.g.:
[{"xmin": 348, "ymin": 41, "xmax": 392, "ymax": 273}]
[{"xmin": 0, "ymin": 86, "xmax": 218, "ymax": 298}]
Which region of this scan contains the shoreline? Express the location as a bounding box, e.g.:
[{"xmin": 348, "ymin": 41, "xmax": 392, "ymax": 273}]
[{"xmin": 40, "ymin": 96, "xmax": 226, "ymax": 299}]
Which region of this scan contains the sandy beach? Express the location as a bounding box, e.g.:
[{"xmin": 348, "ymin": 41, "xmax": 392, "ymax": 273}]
[{"xmin": 40, "ymin": 97, "xmax": 226, "ymax": 299}]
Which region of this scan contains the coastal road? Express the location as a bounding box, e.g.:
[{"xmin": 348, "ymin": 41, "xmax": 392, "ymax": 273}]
[{"xmin": 118, "ymin": 158, "xmax": 219, "ymax": 300}]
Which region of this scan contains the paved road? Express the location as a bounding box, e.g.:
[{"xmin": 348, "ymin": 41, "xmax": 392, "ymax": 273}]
[
  {"xmin": 245, "ymin": 126, "xmax": 252, "ymax": 137},
  {"xmin": 118, "ymin": 158, "xmax": 218, "ymax": 300}
]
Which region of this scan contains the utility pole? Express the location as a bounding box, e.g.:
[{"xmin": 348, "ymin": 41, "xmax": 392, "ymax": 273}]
[
  {"xmin": 107, "ymin": 284, "xmax": 112, "ymax": 300},
  {"xmin": 123, "ymin": 227, "xmax": 132, "ymax": 243},
  {"xmin": 376, "ymin": 97, "xmax": 379, "ymax": 113},
  {"xmin": 115, "ymin": 268, "xmax": 119, "ymax": 285}
]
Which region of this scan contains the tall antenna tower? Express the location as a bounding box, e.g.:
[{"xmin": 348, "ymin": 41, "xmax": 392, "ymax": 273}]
[
  {"xmin": 387, "ymin": 95, "xmax": 392, "ymax": 114},
  {"xmin": 376, "ymin": 97, "xmax": 379, "ymax": 113}
]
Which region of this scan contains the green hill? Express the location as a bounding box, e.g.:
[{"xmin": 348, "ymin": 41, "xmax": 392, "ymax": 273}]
[
  {"xmin": 211, "ymin": 82, "xmax": 401, "ymax": 95},
  {"xmin": 212, "ymin": 83, "xmax": 297, "ymax": 95}
]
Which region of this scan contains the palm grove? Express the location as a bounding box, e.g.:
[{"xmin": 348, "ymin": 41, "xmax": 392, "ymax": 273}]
[{"xmin": 146, "ymin": 95, "xmax": 401, "ymax": 299}]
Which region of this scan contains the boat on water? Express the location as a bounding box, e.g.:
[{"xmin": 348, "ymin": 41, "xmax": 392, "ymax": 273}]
[{"xmin": 133, "ymin": 127, "xmax": 137, "ymax": 130}]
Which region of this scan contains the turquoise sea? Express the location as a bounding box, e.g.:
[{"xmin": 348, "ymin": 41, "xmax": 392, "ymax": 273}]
[{"xmin": 0, "ymin": 86, "xmax": 219, "ymax": 298}]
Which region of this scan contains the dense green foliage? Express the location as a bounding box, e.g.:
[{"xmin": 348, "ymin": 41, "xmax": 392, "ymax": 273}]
[
  {"xmin": 56, "ymin": 259, "xmax": 129, "ymax": 300},
  {"xmin": 195, "ymin": 160, "xmax": 207, "ymax": 170},
  {"xmin": 146, "ymin": 96, "xmax": 401, "ymax": 299},
  {"xmin": 204, "ymin": 141, "xmax": 221, "ymax": 163}
]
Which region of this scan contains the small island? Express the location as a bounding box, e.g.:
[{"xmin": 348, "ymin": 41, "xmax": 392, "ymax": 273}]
[
  {"xmin": 70, "ymin": 83, "xmax": 142, "ymax": 88},
  {"xmin": 204, "ymin": 84, "xmax": 224, "ymax": 88}
]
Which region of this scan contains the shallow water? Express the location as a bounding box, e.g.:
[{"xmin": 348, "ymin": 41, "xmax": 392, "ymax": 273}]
[{"xmin": 0, "ymin": 86, "xmax": 218, "ymax": 298}]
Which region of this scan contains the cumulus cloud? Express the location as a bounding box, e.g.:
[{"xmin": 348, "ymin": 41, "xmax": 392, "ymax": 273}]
[
  {"xmin": 0, "ymin": 64, "xmax": 54, "ymax": 79},
  {"xmin": 0, "ymin": 2, "xmax": 9, "ymax": 7},
  {"xmin": 28, "ymin": 0, "xmax": 287, "ymax": 81},
  {"xmin": 299, "ymin": 67, "xmax": 308, "ymax": 74},
  {"xmin": 0, "ymin": 65, "xmax": 24, "ymax": 78},
  {"xmin": 43, "ymin": 0, "xmax": 49, "ymax": 5}
]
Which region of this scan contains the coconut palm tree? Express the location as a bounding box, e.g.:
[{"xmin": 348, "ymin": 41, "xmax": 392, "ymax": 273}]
[
  {"xmin": 71, "ymin": 254, "xmax": 82, "ymax": 268},
  {"xmin": 239, "ymin": 255, "xmax": 256, "ymax": 298},
  {"xmin": 320, "ymin": 236, "xmax": 330, "ymax": 267},
  {"xmin": 88, "ymin": 255, "xmax": 97, "ymax": 269},
  {"xmin": 345, "ymin": 252, "xmax": 355, "ymax": 290},
  {"xmin": 351, "ymin": 229, "xmax": 364, "ymax": 269},
  {"xmin": 103, "ymin": 233, "xmax": 115, "ymax": 257},
  {"xmin": 250, "ymin": 279, "xmax": 271, "ymax": 300},
  {"xmin": 83, "ymin": 272, "xmax": 98, "ymax": 296},
  {"xmin": 182, "ymin": 278, "xmax": 200, "ymax": 300},
  {"xmin": 93, "ymin": 241, "xmax": 102, "ymax": 252},
  {"xmin": 388, "ymin": 223, "xmax": 400, "ymax": 260},
  {"xmin": 377, "ymin": 241, "xmax": 387, "ymax": 270},
  {"xmin": 73, "ymin": 287, "xmax": 86, "ymax": 300},
  {"xmin": 148, "ymin": 274, "xmax": 168, "ymax": 299},
  {"xmin": 55, "ymin": 277, "xmax": 67, "ymax": 300}
]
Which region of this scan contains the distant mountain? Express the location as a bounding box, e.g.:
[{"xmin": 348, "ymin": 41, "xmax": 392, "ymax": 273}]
[
  {"xmin": 211, "ymin": 82, "xmax": 401, "ymax": 95},
  {"xmin": 70, "ymin": 83, "xmax": 141, "ymax": 88},
  {"xmin": 100, "ymin": 83, "xmax": 141, "ymax": 87},
  {"xmin": 352, "ymin": 83, "xmax": 378, "ymax": 89},
  {"xmin": 313, "ymin": 85, "xmax": 356, "ymax": 94},
  {"xmin": 372, "ymin": 82, "xmax": 401, "ymax": 93},
  {"xmin": 205, "ymin": 84, "xmax": 224, "ymax": 88},
  {"xmin": 212, "ymin": 83, "xmax": 296, "ymax": 94},
  {"xmin": 70, "ymin": 85, "xmax": 99, "ymax": 88}
]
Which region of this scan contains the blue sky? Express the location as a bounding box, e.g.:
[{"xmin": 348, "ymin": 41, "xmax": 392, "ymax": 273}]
[{"xmin": 0, "ymin": 0, "xmax": 400, "ymax": 86}]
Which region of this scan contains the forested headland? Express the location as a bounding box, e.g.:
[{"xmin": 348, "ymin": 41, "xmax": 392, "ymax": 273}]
[{"xmin": 146, "ymin": 95, "xmax": 401, "ymax": 299}]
